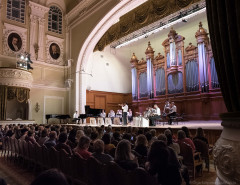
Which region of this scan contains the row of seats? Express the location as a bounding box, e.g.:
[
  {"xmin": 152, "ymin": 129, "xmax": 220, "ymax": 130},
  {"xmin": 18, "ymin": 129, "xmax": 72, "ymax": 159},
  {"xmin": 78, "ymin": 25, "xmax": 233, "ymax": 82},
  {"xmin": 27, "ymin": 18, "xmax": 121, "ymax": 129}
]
[{"xmin": 1, "ymin": 137, "xmax": 158, "ymax": 185}]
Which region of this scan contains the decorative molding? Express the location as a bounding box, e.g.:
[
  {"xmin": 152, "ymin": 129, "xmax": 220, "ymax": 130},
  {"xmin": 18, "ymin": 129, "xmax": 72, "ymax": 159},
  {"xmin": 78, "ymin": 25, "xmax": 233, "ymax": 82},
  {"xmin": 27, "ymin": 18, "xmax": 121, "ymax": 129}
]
[
  {"xmin": 46, "ymin": 35, "xmax": 64, "ymax": 66},
  {"xmin": 0, "ymin": 68, "xmax": 33, "ymax": 88},
  {"xmin": 29, "ymin": 1, "xmax": 49, "ymax": 18},
  {"xmin": 3, "ymin": 23, "xmax": 27, "ymax": 57},
  {"xmin": 95, "ymin": 0, "xmax": 204, "ymax": 51},
  {"xmin": 32, "ymin": 84, "xmax": 69, "ymax": 92}
]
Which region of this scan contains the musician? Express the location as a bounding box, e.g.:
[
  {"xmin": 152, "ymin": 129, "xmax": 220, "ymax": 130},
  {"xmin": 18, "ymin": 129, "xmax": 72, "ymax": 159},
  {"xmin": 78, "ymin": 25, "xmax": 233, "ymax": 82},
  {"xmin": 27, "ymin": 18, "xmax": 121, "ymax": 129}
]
[
  {"xmin": 116, "ymin": 109, "xmax": 123, "ymax": 122},
  {"xmin": 163, "ymin": 101, "xmax": 171, "ymax": 115},
  {"xmin": 100, "ymin": 110, "xmax": 106, "ymax": 118},
  {"xmin": 73, "ymin": 111, "xmax": 79, "ymax": 123},
  {"xmin": 149, "ymin": 104, "xmax": 161, "ymax": 126},
  {"xmin": 128, "ymin": 109, "xmax": 133, "ymax": 122},
  {"xmin": 120, "ymin": 103, "xmax": 128, "ymax": 125},
  {"xmin": 168, "ymin": 102, "xmax": 177, "ymax": 125},
  {"xmin": 108, "ymin": 110, "xmax": 115, "ymax": 123}
]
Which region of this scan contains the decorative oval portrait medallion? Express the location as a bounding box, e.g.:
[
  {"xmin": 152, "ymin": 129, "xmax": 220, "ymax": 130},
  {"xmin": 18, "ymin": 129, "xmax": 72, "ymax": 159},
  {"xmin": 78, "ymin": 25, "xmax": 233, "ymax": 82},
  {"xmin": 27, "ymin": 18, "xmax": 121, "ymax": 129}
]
[
  {"xmin": 49, "ymin": 43, "xmax": 60, "ymax": 60},
  {"xmin": 8, "ymin": 33, "xmax": 22, "ymax": 52}
]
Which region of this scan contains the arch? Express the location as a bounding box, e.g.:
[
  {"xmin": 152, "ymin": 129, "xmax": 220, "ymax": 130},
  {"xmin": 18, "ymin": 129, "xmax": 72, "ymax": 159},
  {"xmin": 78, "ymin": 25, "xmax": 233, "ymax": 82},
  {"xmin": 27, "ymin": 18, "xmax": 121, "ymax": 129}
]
[{"xmin": 75, "ymin": 0, "xmax": 148, "ymax": 113}]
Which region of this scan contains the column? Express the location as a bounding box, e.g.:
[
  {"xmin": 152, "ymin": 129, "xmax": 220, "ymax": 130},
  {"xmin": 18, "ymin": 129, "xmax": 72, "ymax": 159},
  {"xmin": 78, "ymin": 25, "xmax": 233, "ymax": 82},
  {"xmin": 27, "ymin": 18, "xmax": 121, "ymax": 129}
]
[
  {"xmin": 29, "ymin": 15, "xmax": 39, "ymax": 60},
  {"xmin": 38, "ymin": 18, "xmax": 45, "ymax": 61}
]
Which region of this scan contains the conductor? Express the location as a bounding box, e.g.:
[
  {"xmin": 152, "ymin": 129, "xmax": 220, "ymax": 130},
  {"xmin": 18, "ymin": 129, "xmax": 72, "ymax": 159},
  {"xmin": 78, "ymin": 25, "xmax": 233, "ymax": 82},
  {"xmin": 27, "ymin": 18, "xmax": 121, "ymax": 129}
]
[{"xmin": 119, "ymin": 103, "xmax": 128, "ymax": 125}]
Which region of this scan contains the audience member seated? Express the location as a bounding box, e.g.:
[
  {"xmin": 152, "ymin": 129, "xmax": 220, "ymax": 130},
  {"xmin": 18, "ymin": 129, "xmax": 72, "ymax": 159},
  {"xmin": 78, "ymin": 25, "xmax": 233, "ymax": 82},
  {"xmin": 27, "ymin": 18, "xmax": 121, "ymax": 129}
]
[
  {"xmin": 111, "ymin": 131, "xmax": 121, "ymax": 147},
  {"xmin": 55, "ymin": 132, "xmax": 72, "ymax": 155},
  {"xmin": 30, "ymin": 169, "xmax": 69, "ymax": 185},
  {"xmin": 38, "ymin": 129, "xmax": 49, "ymax": 146},
  {"xmin": 146, "ymin": 140, "xmax": 182, "ymax": 185},
  {"xmin": 158, "ymin": 134, "xmax": 190, "ymax": 185},
  {"xmin": 115, "ymin": 139, "xmax": 138, "ymax": 171},
  {"xmin": 164, "ymin": 129, "xmax": 180, "ymax": 157},
  {"xmin": 75, "ymin": 129, "xmax": 85, "ymax": 143},
  {"xmin": 74, "ymin": 135, "xmax": 92, "ymax": 160},
  {"xmin": 193, "ymin": 127, "xmax": 209, "ymax": 145},
  {"xmin": 102, "ymin": 133, "xmax": 115, "ymax": 154},
  {"xmin": 177, "ymin": 130, "xmax": 196, "ymax": 152},
  {"xmin": 25, "ymin": 130, "xmax": 37, "ymax": 144},
  {"xmin": 145, "ymin": 132, "xmax": 153, "ymax": 146},
  {"xmin": 92, "ymin": 139, "xmax": 114, "ymax": 164},
  {"xmin": 89, "ymin": 131, "xmax": 99, "ymax": 152},
  {"xmin": 44, "ymin": 131, "xmax": 57, "ymax": 149},
  {"xmin": 19, "ymin": 128, "xmax": 28, "ymax": 141},
  {"xmin": 134, "ymin": 134, "xmax": 148, "ymax": 157},
  {"xmin": 182, "ymin": 126, "xmax": 192, "ymax": 139},
  {"xmin": 67, "ymin": 129, "xmax": 77, "ymax": 149}
]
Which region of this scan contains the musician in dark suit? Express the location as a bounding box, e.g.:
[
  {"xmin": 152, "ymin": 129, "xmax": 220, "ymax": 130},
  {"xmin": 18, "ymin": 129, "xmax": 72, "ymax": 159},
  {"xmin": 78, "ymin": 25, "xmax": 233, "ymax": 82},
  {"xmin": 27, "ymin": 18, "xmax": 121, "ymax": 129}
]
[{"xmin": 149, "ymin": 104, "xmax": 161, "ymax": 126}]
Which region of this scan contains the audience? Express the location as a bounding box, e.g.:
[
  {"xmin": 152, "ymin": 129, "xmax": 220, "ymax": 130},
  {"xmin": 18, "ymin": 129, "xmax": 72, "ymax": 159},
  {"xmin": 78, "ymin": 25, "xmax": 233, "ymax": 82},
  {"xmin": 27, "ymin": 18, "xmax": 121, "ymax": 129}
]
[
  {"xmin": 102, "ymin": 133, "xmax": 115, "ymax": 154},
  {"xmin": 134, "ymin": 134, "xmax": 148, "ymax": 157},
  {"xmin": 38, "ymin": 129, "xmax": 49, "ymax": 146},
  {"xmin": 74, "ymin": 135, "xmax": 91, "ymax": 160},
  {"xmin": 115, "ymin": 139, "xmax": 138, "ymax": 171},
  {"xmin": 194, "ymin": 127, "xmax": 208, "ymax": 145},
  {"xmin": 177, "ymin": 130, "xmax": 196, "ymax": 152},
  {"xmin": 55, "ymin": 132, "xmax": 72, "ymax": 155},
  {"xmin": 92, "ymin": 139, "xmax": 114, "ymax": 164},
  {"xmin": 44, "ymin": 131, "xmax": 57, "ymax": 148},
  {"xmin": 146, "ymin": 140, "xmax": 182, "ymax": 185},
  {"xmin": 30, "ymin": 169, "xmax": 69, "ymax": 185}
]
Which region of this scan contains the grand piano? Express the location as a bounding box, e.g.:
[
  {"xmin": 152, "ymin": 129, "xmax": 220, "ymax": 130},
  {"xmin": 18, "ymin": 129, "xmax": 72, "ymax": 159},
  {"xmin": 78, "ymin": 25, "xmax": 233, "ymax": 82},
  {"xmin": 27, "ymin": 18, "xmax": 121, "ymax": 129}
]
[
  {"xmin": 78, "ymin": 105, "xmax": 103, "ymax": 124},
  {"xmin": 45, "ymin": 114, "xmax": 71, "ymax": 124}
]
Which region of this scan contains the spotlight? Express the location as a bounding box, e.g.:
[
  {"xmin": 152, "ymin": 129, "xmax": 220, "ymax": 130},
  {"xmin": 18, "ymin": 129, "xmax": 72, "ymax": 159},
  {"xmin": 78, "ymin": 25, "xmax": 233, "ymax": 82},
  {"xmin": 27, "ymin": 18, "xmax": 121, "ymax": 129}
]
[{"xmin": 21, "ymin": 55, "xmax": 24, "ymax": 60}]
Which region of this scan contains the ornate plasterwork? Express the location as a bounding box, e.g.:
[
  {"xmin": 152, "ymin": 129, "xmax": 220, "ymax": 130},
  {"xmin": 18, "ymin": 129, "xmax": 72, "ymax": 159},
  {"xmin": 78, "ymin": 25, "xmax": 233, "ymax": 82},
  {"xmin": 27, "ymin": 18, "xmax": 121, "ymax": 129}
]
[
  {"xmin": 46, "ymin": 35, "xmax": 64, "ymax": 66},
  {"xmin": 3, "ymin": 23, "xmax": 27, "ymax": 57},
  {"xmin": 29, "ymin": 1, "xmax": 49, "ymax": 18},
  {"xmin": 0, "ymin": 68, "xmax": 33, "ymax": 88}
]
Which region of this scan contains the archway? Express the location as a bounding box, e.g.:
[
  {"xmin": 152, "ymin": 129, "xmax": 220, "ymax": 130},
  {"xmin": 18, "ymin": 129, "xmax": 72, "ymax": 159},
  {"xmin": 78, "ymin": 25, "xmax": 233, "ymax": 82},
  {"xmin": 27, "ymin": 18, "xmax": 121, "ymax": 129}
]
[{"xmin": 75, "ymin": 0, "xmax": 148, "ymax": 113}]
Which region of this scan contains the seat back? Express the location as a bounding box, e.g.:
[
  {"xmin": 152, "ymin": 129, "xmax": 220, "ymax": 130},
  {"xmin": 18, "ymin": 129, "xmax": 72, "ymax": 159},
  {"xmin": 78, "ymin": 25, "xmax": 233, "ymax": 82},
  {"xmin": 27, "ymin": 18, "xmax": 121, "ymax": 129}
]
[
  {"xmin": 193, "ymin": 139, "xmax": 209, "ymax": 159},
  {"xmin": 71, "ymin": 153, "xmax": 87, "ymax": 182},
  {"xmin": 86, "ymin": 156, "xmax": 106, "ymax": 185},
  {"xmin": 105, "ymin": 118, "xmax": 112, "ymax": 125},
  {"xmin": 59, "ymin": 149, "xmax": 71, "ymax": 175},
  {"xmin": 49, "ymin": 146, "xmax": 60, "ymax": 169},
  {"xmin": 42, "ymin": 145, "xmax": 50, "ymax": 169},
  {"xmin": 129, "ymin": 167, "xmax": 158, "ymax": 185},
  {"xmin": 105, "ymin": 161, "xmax": 129, "ymax": 185},
  {"xmin": 178, "ymin": 141, "xmax": 194, "ymax": 166}
]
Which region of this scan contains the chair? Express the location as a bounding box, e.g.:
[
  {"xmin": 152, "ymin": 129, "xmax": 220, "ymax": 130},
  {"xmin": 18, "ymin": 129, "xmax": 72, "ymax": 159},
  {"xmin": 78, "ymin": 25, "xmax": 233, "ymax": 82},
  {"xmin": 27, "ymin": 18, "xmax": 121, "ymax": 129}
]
[
  {"xmin": 49, "ymin": 146, "xmax": 60, "ymax": 169},
  {"xmin": 42, "ymin": 145, "xmax": 50, "ymax": 169},
  {"xmin": 59, "ymin": 149, "xmax": 71, "ymax": 175},
  {"xmin": 1, "ymin": 137, "xmax": 8, "ymax": 158},
  {"xmin": 193, "ymin": 139, "xmax": 210, "ymax": 171},
  {"xmin": 89, "ymin": 117, "xmax": 96, "ymax": 125},
  {"xmin": 71, "ymin": 153, "xmax": 88, "ymax": 183},
  {"xmin": 86, "ymin": 156, "xmax": 106, "ymax": 185},
  {"xmin": 113, "ymin": 117, "xmax": 121, "ymax": 125},
  {"xmin": 34, "ymin": 143, "xmax": 43, "ymax": 171},
  {"xmin": 129, "ymin": 167, "xmax": 158, "ymax": 185},
  {"xmin": 97, "ymin": 117, "xmax": 104, "ymax": 125},
  {"xmin": 105, "ymin": 161, "xmax": 130, "ymax": 185},
  {"xmin": 105, "ymin": 117, "xmax": 112, "ymax": 125},
  {"xmin": 178, "ymin": 141, "xmax": 203, "ymax": 179}
]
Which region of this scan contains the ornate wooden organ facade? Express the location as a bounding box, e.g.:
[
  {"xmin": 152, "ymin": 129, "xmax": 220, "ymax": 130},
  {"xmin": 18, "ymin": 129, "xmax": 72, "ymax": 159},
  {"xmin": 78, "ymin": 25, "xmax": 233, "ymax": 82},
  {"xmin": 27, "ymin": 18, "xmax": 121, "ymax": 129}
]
[{"xmin": 130, "ymin": 23, "xmax": 225, "ymax": 120}]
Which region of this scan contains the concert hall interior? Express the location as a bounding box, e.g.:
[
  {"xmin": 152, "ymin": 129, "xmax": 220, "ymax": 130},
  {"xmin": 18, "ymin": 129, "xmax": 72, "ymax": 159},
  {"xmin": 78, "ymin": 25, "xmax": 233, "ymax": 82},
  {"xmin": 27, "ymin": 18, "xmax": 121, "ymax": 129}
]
[{"xmin": 0, "ymin": 0, "xmax": 240, "ymax": 185}]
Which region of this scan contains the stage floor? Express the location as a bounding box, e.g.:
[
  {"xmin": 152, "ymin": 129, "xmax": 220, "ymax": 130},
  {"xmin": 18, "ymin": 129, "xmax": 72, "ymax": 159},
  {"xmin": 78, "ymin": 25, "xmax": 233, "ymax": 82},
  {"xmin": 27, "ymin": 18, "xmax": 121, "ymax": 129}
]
[{"xmin": 68, "ymin": 120, "xmax": 223, "ymax": 130}]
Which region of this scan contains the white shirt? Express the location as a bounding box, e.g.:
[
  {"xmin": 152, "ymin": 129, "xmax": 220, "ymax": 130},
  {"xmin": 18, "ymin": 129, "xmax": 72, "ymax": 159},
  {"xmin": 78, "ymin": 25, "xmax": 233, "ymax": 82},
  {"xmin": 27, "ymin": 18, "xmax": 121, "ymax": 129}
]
[
  {"xmin": 156, "ymin": 108, "xmax": 161, "ymax": 116},
  {"xmin": 122, "ymin": 104, "xmax": 128, "ymax": 112},
  {"xmin": 73, "ymin": 112, "xmax": 78, "ymax": 118},
  {"xmin": 170, "ymin": 105, "xmax": 177, "ymax": 113}
]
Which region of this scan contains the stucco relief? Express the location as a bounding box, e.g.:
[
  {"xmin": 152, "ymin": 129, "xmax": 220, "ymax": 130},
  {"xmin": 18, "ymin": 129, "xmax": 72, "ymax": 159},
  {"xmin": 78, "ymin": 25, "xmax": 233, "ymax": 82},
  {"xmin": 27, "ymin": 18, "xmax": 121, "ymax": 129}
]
[
  {"xmin": 214, "ymin": 138, "xmax": 240, "ymax": 184},
  {"xmin": 0, "ymin": 68, "xmax": 33, "ymax": 88},
  {"xmin": 3, "ymin": 23, "xmax": 27, "ymax": 57}
]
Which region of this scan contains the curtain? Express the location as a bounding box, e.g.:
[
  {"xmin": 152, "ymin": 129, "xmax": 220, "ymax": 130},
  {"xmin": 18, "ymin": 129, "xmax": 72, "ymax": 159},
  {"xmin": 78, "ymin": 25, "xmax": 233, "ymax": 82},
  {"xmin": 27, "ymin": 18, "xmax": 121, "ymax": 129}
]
[
  {"xmin": 131, "ymin": 67, "xmax": 138, "ymax": 100},
  {"xmin": 206, "ymin": 0, "xmax": 240, "ymax": 112},
  {"xmin": 139, "ymin": 72, "xmax": 148, "ymax": 98},
  {"xmin": 210, "ymin": 57, "xmax": 220, "ymax": 89},
  {"xmin": 170, "ymin": 42, "xmax": 176, "ymax": 65},
  {"xmin": 167, "ymin": 53, "xmax": 170, "ymax": 68},
  {"xmin": 147, "ymin": 59, "xmax": 154, "ymax": 98},
  {"xmin": 0, "ymin": 86, "xmax": 7, "ymax": 120},
  {"xmin": 198, "ymin": 43, "xmax": 209, "ymax": 92},
  {"xmin": 178, "ymin": 50, "xmax": 182, "ymax": 65},
  {"xmin": 168, "ymin": 72, "xmax": 183, "ymax": 94},
  {"xmin": 155, "ymin": 68, "xmax": 165, "ymax": 95},
  {"xmin": 186, "ymin": 60, "xmax": 199, "ymax": 92}
]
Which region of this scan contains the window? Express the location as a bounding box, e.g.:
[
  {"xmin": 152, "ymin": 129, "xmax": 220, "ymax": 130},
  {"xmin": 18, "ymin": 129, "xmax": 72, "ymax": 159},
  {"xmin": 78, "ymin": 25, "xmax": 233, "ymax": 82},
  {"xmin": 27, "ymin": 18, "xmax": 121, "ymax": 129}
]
[
  {"xmin": 7, "ymin": 0, "xmax": 25, "ymax": 23},
  {"xmin": 48, "ymin": 6, "xmax": 62, "ymax": 34}
]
